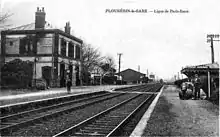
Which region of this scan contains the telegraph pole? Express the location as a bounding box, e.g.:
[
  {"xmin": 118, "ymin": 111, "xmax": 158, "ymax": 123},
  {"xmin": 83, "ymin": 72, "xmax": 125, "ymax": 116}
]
[
  {"xmin": 207, "ymin": 34, "xmax": 220, "ymax": 63},
  {"xmin": 210, "ymin": 37, "xmax": 214, "ymax": 63},
  {"xmin": 118, "ymin": 53, "xmax": 122, "ymax": 73},
  {"xmin": 146, "ymin": 69, "xmax": 149, "ymax": 77},
  {"xmin": 117, "ymin": 53, "xmax": 123, "ymax": 83}
]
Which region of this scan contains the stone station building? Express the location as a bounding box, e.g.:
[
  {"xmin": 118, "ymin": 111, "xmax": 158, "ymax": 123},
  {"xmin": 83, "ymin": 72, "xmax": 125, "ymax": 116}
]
[{"xmin": 1, "ymin": 7, "xmax": 83, "ymax": 87}]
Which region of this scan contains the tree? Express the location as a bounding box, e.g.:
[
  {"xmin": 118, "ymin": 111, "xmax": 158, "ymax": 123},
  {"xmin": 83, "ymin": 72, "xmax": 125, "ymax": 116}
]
[
  {"xmin": 81, "ymin": 43, "xmax": 103, "ymax": 85},
  {"xmin": 0, "ymin": 12, "xmax": 13, "ymax": 88},
  {"xmin": 0, "ymin": 12, "xmax": 13, "ymax": 30},
  {"xmin": 99, "ymin": 55, "xmax": 116, "ymax": 85}
]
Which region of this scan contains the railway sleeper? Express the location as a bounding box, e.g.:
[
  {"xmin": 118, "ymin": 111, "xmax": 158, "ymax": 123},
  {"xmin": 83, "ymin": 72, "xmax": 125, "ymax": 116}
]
[
  {"xmin": 107, "ymin": 115, "xmax": 124, "ymax": 118},
  {"xmin": 95, "ymin": 119, "xmax": 116, "ymax": 123},
  {"xmin": 96, "ymin": 117, "xmax": 123, "ymax": 121},
  {"xmin": 73, "ymin": 132, "xmax": 105, "ymax": 136},
  {"xmin": 1, "ymin": 122, "xmax": 18, "ymax": 125},
  {"xmin": 84, "ymin": 127, "xmax": 113, "ymax": 131},
  {"xmin": 77, "ymin": 129, "xmax": 111, "ymax": 134},
  {"xmin": 94, "ymin": 121, "xmax": 117, "ymax": 125},
  {"xmin": 86, "ymin": 124, "xmax": 116, "ymax": 128}
]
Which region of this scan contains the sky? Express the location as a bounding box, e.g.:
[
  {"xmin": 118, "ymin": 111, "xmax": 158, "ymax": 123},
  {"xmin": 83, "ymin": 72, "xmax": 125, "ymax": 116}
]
[{"xmin": 1, "ymin": 0, "xmax": 220, "ymax": 80}]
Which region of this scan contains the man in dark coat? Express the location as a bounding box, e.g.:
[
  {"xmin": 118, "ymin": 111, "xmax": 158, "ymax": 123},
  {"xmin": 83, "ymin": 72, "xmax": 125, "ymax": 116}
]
[
  {"xmin": 193, "ymin": 74, "xmax": 201, "ymax": 99},
  {"xmin": 66, "ymin": 76, "xmax": 72, "ymax": 94}
]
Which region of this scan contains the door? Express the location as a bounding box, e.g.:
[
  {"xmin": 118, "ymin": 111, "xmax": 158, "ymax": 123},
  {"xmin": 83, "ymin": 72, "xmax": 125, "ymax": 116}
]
[
  {"xmin": 60, "ymin": 63, "xmax": 65, "ymax": 87},
  {"xmin": 42, "ymin": 66, "xmax": 52, "ymax": 87}
]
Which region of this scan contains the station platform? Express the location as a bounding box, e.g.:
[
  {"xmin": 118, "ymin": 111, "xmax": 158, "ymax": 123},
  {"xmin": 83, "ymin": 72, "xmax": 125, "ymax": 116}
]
[
  {"xmin": 131, "ymin": 85, "xmax": 219, "ymax": 137},
  {"xmin": 0, "ymin": 85, "xmax": 133, "ymax": 106}
]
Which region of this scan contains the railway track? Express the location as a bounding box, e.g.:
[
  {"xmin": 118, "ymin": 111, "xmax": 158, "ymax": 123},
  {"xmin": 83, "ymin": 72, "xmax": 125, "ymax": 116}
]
[
  {"xmin": 53, "ymin": 93, "xmax": 154, "ymax": 136},
  {"xmin": 1, "ymin": 92, "xmax": 112, "ymax": 118},
  {"xmin": 115, "ymin": 83, "xmax": 162, "ymax": 93},
  {"xmin": 1, "ymin": 83, "xmax": 163, "ymax": 136},
  {"xmin": 0, "ymin": 92, "xmax": 125, "ymax": 135},
  {"xmin": 1, "ymin": 91, "xmax": 108, "ymax": 116}
]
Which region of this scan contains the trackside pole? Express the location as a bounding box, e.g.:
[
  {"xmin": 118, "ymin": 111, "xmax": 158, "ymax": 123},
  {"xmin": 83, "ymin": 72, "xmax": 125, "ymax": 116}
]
[{"xmin": 208, "ymin": 71, "xmax": 211, "ymax": 98}]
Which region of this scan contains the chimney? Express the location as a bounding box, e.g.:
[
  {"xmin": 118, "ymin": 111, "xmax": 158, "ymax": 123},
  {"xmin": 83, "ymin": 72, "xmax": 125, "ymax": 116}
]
[
  {"xmin": 35, "ymin": 7, "xmax": 46, "ymax": 29},
  {"xmin": 64, "ymin": 22, "xmax": 71, "ymax": 34}
]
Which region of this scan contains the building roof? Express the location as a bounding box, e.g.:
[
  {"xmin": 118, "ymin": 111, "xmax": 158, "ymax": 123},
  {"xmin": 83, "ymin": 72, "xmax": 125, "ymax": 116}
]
[
  {"xmin": 10, "ymin": 22, "xmax": 54, "ymax": 30},
  {"xmin": 119, "ymin": 68, "xmax": 146, "ymax": 75},
  {"xmin": 183, "ymin": 62, "xmax": 219, "ymax": 69},
  {"xmin": 2, "ymin": 22, "xmax": 83, "ymax": 44},
  {"xmin": 181, "ymin": 62, "xmax": 219, "ymax": 77},
  {"xmin": 117, "ymin": 68, "xmax": 146, "ymax": 82}
]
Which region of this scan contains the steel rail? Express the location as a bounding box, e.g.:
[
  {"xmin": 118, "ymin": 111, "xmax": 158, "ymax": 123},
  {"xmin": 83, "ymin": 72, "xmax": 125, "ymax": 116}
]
[
  {"xmin": 52, "ymin": 94, "xmax": 142, "ymax": 137},
  {"xmin": 0, "ymin": 93, "xmax": 125, "ymax": 134},
  {"xmin": 106, "ymin": 94, "xmax": 154, "ymax": 136},
  {"xmin": 0, "ymin": 92, "xmax": 111, "ymax": 121}
]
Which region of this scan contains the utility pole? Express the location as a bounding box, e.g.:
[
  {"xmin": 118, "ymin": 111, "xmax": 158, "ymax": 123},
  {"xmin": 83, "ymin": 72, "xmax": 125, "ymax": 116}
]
[
  {"xmin": 138, "ymin": 65, "xmax": 140, "ymax": 72},
  {"xmin": 174, "ymin": 75, "xmax": 176, "ymax": 81},
  {"xmin": 207, "ymin": 34, "xmax": 220, "ymax": 63},
  {"xmin": 210, "ymin": 37, "xmax": 214, "ymax": 63},
  {"xmin": 117, "ymin": 53, "xmax": 123, "ymax": 83}
]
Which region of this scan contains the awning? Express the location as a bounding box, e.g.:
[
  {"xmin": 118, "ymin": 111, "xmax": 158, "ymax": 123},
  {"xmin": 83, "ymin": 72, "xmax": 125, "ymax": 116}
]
[{"xmin": 181, "ymin": 63, "xmax": 219, "ymax": 77}]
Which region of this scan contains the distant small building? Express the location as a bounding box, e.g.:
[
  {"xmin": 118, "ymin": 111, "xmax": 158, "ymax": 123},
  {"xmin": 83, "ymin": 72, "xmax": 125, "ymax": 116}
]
[
  {"xmin": 1, "ymin": 7, "xmax": 83, "ymax": 87},
  {"xmin": 149, "ymin": 74, "xmax": 155, "ymax": 81},
  {"xmin": 118, "ymin": 68, "xmax": 147, "ymax": 84}
]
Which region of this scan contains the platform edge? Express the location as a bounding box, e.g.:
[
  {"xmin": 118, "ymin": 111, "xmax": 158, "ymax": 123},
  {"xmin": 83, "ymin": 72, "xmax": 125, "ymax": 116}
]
[{"xmin": 130, "ymin": 85, "xmax": 165, "ymax": 137}]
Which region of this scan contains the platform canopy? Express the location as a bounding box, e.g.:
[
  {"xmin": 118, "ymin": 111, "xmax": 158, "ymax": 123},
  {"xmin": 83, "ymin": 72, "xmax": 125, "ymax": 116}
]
[{"xmin": 181, "ymin": 62, "xmax": 219, "ymax": 78}]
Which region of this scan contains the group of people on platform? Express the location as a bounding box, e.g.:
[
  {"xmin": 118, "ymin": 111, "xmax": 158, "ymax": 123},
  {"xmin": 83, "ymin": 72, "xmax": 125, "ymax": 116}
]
[{"xmin": 181, "ymin": 74, "xmax": 202, "ymax": 100}]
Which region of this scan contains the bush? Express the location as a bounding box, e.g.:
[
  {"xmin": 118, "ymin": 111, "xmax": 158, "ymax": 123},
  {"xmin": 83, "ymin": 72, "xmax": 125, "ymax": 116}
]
[
  {"xmin": 1, "ymin": 59, "xmax": 33, "ymax": 89},
  {"xmin": 116, "ymin": 80, "xmax": 127, "ymax": 85},
  {"xmin": 103, "ymin": 75, "xmax": 117, "ymax": 84},
  {"xmin": 35, "ymin": 78, "xmax": 47, "ymax": 90}
]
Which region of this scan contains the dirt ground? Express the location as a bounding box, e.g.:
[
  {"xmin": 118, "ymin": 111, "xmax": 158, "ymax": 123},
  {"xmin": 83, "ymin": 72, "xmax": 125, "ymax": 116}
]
[{"xmin": 143, "ymin": 85, "xmax": 219, "ymax": 136}]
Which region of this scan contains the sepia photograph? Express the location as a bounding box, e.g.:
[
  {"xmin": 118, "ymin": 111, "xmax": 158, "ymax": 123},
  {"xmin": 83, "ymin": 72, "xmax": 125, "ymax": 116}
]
[{"xmin": 0, "ymin": 0, "xmax": 219, "ymax": 136}]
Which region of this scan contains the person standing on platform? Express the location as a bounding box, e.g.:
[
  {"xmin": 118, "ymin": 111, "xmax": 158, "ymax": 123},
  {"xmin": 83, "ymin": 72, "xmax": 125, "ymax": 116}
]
[
  {"xmin": 181, "ymin": 82, "xmax": 187, "ymax": 99},
  {"xmin": 193, "ymin": 74, "xmax": 201, "ymax": 100},
  {"xmin": 66, "ymin": 75, "xmax": 72, "ymax": 94}
]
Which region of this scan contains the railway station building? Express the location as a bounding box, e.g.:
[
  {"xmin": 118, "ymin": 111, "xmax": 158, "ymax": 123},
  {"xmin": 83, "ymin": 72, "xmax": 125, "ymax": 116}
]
[
  {"xmin": 0, "ymin": 7, "xmax": 83, "ymax": 87},
  {"xmin": 118, "ymin": 68, "xmax": 147, "ymax": 84}
]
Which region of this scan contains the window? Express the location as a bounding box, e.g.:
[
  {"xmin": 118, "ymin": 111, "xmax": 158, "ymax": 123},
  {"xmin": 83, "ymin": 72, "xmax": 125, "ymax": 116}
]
[
  {"xmin": 75, "ymin": 45, "xmax": 81, "ymax": 59},
  {"xmin": 10, "ymin": 41, "xmax": 13, "ymax": 46},
  {"xmin": 19, "ymin": 36, "xmax": 36, "ymax": 55},
  {"xmin": 61, "ymin": 38, "xmax": 66, "ymax": 56},
  {"xmin": 68, "ymin": 42, "xmax": 74, "ymax": 58}
]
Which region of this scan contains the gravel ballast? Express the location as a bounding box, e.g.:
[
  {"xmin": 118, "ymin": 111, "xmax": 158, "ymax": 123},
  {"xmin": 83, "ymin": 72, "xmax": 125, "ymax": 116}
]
[{"xmin": 11, "ymin": 93, "xmax": 138, "ymax": 136}]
